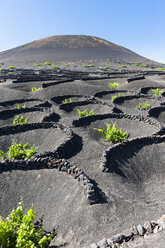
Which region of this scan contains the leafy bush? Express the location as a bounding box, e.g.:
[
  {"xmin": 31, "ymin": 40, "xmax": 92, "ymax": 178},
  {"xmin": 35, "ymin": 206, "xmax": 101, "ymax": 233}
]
[
  {"xmin": 111, "ymin": 93, "xmax": 121, "ymax": 100},
  {"xmin": 64, "ymin": 63, "xmax": 69, "ymax": 66},
  {"xmin": 15, "ymin": 104, "xmax": 26, "ymax": 110},
  {"xmin": 82, "ymin": 64, "xmax": 94, "ymax": 68},
  {"xmin": 155, "ymin": 67, "xmax": 165, "ymax": 71},
  {"xmin": 32, "ymin": 87, "xmax": 42, "ymax": 92},
  {"xmin": 0, "ymin": 201, "xmax": 54, "ymax": 248},
  {"xmin": 106, "ymin": 59, "xmax": 111, "ymax": 61},
  {"xmin": 104, "ymin": 66, "xmax": 110, "ymax": 69},
  {"xmin": 44, "ymin": 62, "xmax": 51, "ymax": 66},
  {"xmin": 51, "ymin": 65, "xmax": 59, "ymax": 69},
  {"xmin": 35, "ymin": 63, "xmax": 42, "ymax": 66},
  {"xmin": 94, "ymin": 122, "xmax": 127, "ymax": 143},
  {"xmin": 152, "ymin": 88, "xmax": 163, "ymax": 95},
  {"xmin": 0, "ymin": 150, "xmax": 5, "ymax": 160},
  {"xmin": 77, "ymin": 109, "xmax": 96, "ymax": 117},
  {"xmin": 139, "ymin": 64, "xmax": 147, "ymax": 67},
  {"xmin": 62, "ymin": 98, "xmax": 72, "ymax": 104},
  {"xmin": 109, "ymin": 82, "xmax": 120, "ymax": 88},
  {"xmin": 13, "ymin": 115, "xmax": 29, "ymax": 125},
  {"xmin": 136, "ymin": 101, "xmax": 151, "ymax": 110},
  {"xmin": 120, "ymin": 65, "xmax": 127, "ymax": 68},
  {"xmin": 8, "ymin": 66, "xmax": 16, "ymax": 69}
]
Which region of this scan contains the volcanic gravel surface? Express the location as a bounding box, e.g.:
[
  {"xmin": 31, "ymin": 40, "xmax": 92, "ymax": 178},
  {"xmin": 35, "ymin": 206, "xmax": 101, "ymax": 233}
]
[{"xmin": 0, "ymin": 63, "xmax": 165, "ymax": 248}]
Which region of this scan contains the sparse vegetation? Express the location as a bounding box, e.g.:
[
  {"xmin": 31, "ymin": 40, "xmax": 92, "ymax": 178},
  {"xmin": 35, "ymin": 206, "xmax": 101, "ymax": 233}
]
[
  {"xmin": 64, "ymin": 63, "xmax": 69, "ymax": 66},
  {"xmin": 152, "ymin": 88, "xmax": 163, "ymax": 96},
  {"xmin": 44, "ymin": 62, "xmax": 52, "ymax": 66},
  {"xmin": 0, "ymin": 201, "xmax": 54, "ymax": 247},
  {"xmin": 0, "ymin": 142, "xmax": 38, "ymax": 160},
  {"xmin": 32, "ymin": 87, "xmax": 42, "ymax": 92},
  {"xmin": 15, "ymin": 104, "xmax": 26, "ymax": 110},
  {"xmin": 109, "ymin": 82, "xmax": 120, "ymax": 88},
  {"xmin": 111, "ymin": 93, "xmax": 121, "ymax": 100},
  {"xmin": 104, "ymin": 66, "xmax": 110, "ymax": 69},
  {"xmin": 51, "ymin": 65, "xmax": 59, "ymax": 69},
  {"xmin": 120, "ymin": 65, "xmax": 127, "ymax": 68},
  {"xmin": 77, "ymin": 109, "xmax": 96, "ymax": 117},
  {"xmin": 35, "ymin": 63, "xmax": 42, "ymax": 66},
  {"xmin": 94, "ymin": 122, "xmax": 127, "ymax": 143},
  {"xmin": 13, "ymin": 115, "xmax": 29, "ymax": 125},
  {"xmin": 82, "ymin": 64, "xmax": 94, "ymax": 68},
  {"xmin": 139, "ymin": 64, "xmax": 147, "ymax": 67},
  {"xmin": 155, "ymin": 67, "xmax": 165, "ymax": 71},
  {"xmin": 136, "ymin": 101, "xmax": 151, "ymax": 110},
  {"xmin": 106, "ymin": 59, "xmax": 111, "ymax": 61},
  {"xmin": 62, "ymin": 98, "xmax": 72, "ymax": 104},
  {"xmin": 8, "ymin": 66, "xmax": 16, "ymax": 69}
]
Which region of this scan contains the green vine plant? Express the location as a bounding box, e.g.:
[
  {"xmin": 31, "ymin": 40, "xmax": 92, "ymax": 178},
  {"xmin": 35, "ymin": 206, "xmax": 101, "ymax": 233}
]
[
  {"xmin": 111, "ymin": 93, "xmax": 121, "ymax": 100},
  {"xmin": 15, "ymin": 104, "xmax": 26, "ymax": 110},
  {"xmin": 108, "ymin": 82, "xmax": 120, "ymax": 88},
  {"xmin": 31, "ymin": 87, "xmax": 42, "ymax": 92},
  {"xmin": 0, "ymin": 142, "xmax": 38, "ymax": 160},
  {"xmin": 0, "ymin": 201, "xmax": 55, "ymax": 248},
  {"xmin": 94, "ymin": 122, "xmax": 127, "ymax": 143},
  {"xmin": 136, "ymin": 101, "xmax": 151, "ymax": 110},
  {"xmin": 151, "ymin": 88, "xmax": 163, "ymax": 96},
  {"xmin": 62, "ymin": 98, "xmax": 72, "ymax": 104},
  {"xmin": 13, "ymin": 115, "xmax": 29, "ymax": 125},
  {"xmin": 77, "ymin": 108, "xmax": 96, "ymax": 117}
]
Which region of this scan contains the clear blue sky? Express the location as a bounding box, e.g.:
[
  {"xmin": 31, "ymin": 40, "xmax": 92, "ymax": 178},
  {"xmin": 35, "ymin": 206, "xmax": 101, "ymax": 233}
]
[{"xmin": 0, "ymin": 0, "xmax": 165, "ymax": 62}]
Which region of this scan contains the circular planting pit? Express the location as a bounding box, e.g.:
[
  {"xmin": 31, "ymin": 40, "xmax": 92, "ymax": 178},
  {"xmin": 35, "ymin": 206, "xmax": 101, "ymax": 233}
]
[
  {"xmin": 0, "ymin": 99, "xmax": 43, "ymax": 111},
  {"xmin": 113, "ymin": 95, "xmax": 160, "ymax": 115},
  {"xmin": 0, "ymin": 124, "xmax": 68, "ymax": 156},
  {"xmin": 51, "ymin": 95, "xmax": 88, "ymax": 105},
  {"xmin": 149, "ymin": 106, "xmax": 165, "ymax": 126},
  {"xmin": 94, "ymin": 90, "xmax": 127, "ymax": 101}
]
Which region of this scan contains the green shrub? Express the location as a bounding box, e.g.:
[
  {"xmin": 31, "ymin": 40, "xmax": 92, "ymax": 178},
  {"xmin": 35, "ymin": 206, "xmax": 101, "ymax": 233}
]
[
  {"xmin": 32, "ymin": 87, "xmax": 42, "ymax": 92},
  {"xmin": 131, "ymin": 63, "xmax": 140, "ymax": 66},
  {"xmin": 51, "ymin": 65, "xmax": 59, "ymax": 69},
  {"xmin": 13, "ymin": 115, "xmax": 29, "ymax": 125},
  {"xmin": 64, "ymin": 63, "xmax": 69, "ymax": 66},
  {"xmin": 35, "ymin": 63, "xmax": 42, "ymax": 66},
  {"xmin": 77, "ymin": 109, "xmax": 96, "ymax": 117},
  {"xmin": 152, "ymin": 88, "xmax": 163, "ymax": 95},
  {"xmin": 106, "ymin": 59, "xmax": 111, "ymax": 61},
  {"xmin": 7, "ymin": 142, "xmax": 37, "ymax": 160},
  {"xmin": 0, "ymin": 150, "xmax": 5, "ymax": 160},
  {"xmin": 120, "ymin": 65, "xmax": 127, "ymax": 68},
  {"xmin": 15, "ymin": 104, "xmax": 26, "ymax": 110},
  {"xmin": 109, "ymin": 82, "xmax": 120, "ymax": 88},
  {"xmin": 62, "ymin": 98, "xmax": 72, "ymax": 104},
  {"xmin": 94, "ymin": 122, "xmax": 127, "ymax": 143},
  {"xmin": 0, "ymin": 201, "xmax": 54, "ymax": 248},
  {"xmin": 8, "ymin": 66, "xmax": 16, "ymax": 69},
  {"xmin": 155, "ymin": 67, "xmax": 165, "ymax": 71},
  {"xmin": 82, "ymin": 64, "xmax": 94, "ymax": 68},
  {"xmin": 111, "ymin": 93, "xmax": 121, "ymax": 100},
  {"xmin": 44, "ymin": 62, "xmax": 51, "ymax": 66},
  {"xmin": 139, "ymin": 64, "xmax": 147, "ymax": 67},
  {"xmin": 104, "ymin": 66, "xmax": 110, "ymax": 69},
  {"xmin": 136, "ymin": 101, "xmax": 151, "ymax": 110}
]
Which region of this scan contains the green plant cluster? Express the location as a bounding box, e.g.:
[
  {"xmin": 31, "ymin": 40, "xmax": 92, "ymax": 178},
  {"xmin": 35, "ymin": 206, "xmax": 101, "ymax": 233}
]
[
  {"xmin": 64, "ymin": 63, "xmax": 69, "ymax": 66},
  {"xmin": 120, "ymin": 65, "xmax": 127, "ymax": 68},
  {"xmin": 32, "ymin": 87, "xmax": 42, "ymax": 92},
  {"xmin": 109, "ymin": 82, "xmax": 120, "ymax": 88},
  {"xmin": 44, "ymin": 62, "xmax": 51, "ymax": 66},
  {"xmin": 0, "ymin": 201, "xmax": 54, "ymax": 248},
  {"xmin": 0, "ymin": 142, "xmax": 38, "ymax": 160},
  {"xmin": 35, "ymin": 63, "xmax": 42, "ymax": 66},
  {"xmin": 51, "ymin": 65, "xmax": 59, "ymax": 69},
  {"xmin": 8, "ymin": 66, "xmax": 16, "ymax": 69},
  {"xmin": 152, "ymin": 88, "xmax": 163, "ymax": 95},
  {"xmin": 136, "ymin": 101, "xmax": 151, "ymax": 110},
  {"xmin": 13, "ymin": 115, "xmax": 29, "ymax": 125},
  {"xmin": 62, "ymin": 98, "xmax": 72, "ymax": 104},
  {"xmin": 15, "ymin": 104, "xmax": 26, "ymax": 110},
  {"xmin": 94, "ymin": 122, "xmax": 127, "ymax": 143},
  {"xmin": 155, "ymin": 67, "xmax": 165, "ymax": 71},
  {"xmin": 139, "ymin": 64, "xmax": 147, "ymax": 67},
  {"xmin": 104, "ymin": 66, "xmax": 110, "ymax": 69},
  {"xmin": 82, "ymin": 64, "xmax": 94, "ymax": 68},
  {"xmin": 111, "ymin": 93, "xmax": 121, "ymax": 100},
  {"xmin": 77, "ymin": 109, "xmax": 96, "ymax": 117}
]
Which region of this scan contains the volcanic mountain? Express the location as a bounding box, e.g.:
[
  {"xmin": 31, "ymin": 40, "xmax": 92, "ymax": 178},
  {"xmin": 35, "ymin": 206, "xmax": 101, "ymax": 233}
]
[{"xmin": 0, "ymin": 35, "xmax": 156, "ymax": 68}]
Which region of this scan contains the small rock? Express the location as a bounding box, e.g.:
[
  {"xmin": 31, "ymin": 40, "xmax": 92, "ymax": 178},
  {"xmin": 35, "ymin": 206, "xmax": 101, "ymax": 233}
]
[
  {"xmin": 157, "ymin": 218, "xmax": 165, "ymax": 229},
  {"xmin": 137, "ymin": 224, "xmax": 145, "ymax": 236},
  {"xmin": 90, "ymin": 243, "xmax": 98, "ymax": 248},
  {"xmin": 97, "ymin": 238, "xmax": 107, "ymax": 247},
  {"xmin": 143, "ymin": 221, "xmax": 153, "ymax": 233},
  {"xmin": 153, "ymin": 225, "xmax": 159, "ymax": 234},
  {"xmin": 112, "ymin": 234, "xmax": 125, "ymax": 244}
]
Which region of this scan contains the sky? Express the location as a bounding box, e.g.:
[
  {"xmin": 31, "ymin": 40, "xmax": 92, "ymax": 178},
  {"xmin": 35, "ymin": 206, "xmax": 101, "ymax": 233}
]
[{"xmin": 0, "ymin": 0, "xmax": 165, "ymax": 63}]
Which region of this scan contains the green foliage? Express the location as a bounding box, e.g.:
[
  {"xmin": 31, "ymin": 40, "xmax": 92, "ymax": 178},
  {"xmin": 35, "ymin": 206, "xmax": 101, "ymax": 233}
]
[
  {"xmin": 15, "ymin": 104, "xmax": 26, "ymax": 110},
  {"xmin": 35, "ymin": 63, "xmax": 42, "ymax": 66},
  {"xmin": 82, "ymin": 64, "xmax": 94, "ymax": 68},
  {"xmin": 44, "ymin": 62, "xmax": 51, "ymax": 66},
  {"xmin": 94, "ymin": 122, "xmax": 127, "ymax": 143},
  {"xmin": 111, "ymin": 93, "xmax": 121, "ymax": 100},
  {"xmin": 8, "ymin": 66, "xmax": 16, "ymax": 69},
  {"xmin": 155, "ymin": 67, "xmax": 165, "ymax": 71},
  {"xmin": 106, "ymin": 59, "xmax": 111, "ymax": 61},
  {"xmin": 131, "ymin": 63, "xmax": 140, "ymax": 66},
  {"xmin": 120, "ymin": 65, "xmax": 127, "ymax": 68},
  {"xmin": 51, "ymin": 65, "xmax": 59, "ymax": 69},
  {"xmin": 31, "ymin": 87, "xmax": 42, "ymax": 92},
  {"xmin": 139, "ymin": 64, "xmax": 147, "ymax": 67},
  {"xmin": 62, "ymin": 98, "xmax": 72, "ymax": 104},
  {"xmin": 152, "ymin": 88, "xmax": 163, "ymax": 95},
  {"xmin": 64, "ymin": 63, "xmax": 69, "ymax": 66},
  {"xmin": 7, "ymin": 142, "xmax": 38, "ymax": 160},
  {"xmin": 104, "ymin": 66, "xmax": 110, "ymax": 69},
  {"xmin": 13, "ymin": 115, "xmax": 29, "ymax": 125},
  {"xmin": 0, "ymin": 150, "xmax": 6, "ymax": 160},
  {"xmin": 109, "ymin": 82, "xmax": 120, "ymax": 88},
  {"xmin": 0, "ymin": 201, "xmax": 54, "ymax": 248},
  {"xmin": 77, "ymin": 109, "xmax": 96, "ymax": 117},
  {"xmin": 136, "ymin": 101, "xmax": 151, "ymax": 110}
]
